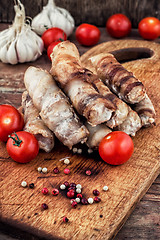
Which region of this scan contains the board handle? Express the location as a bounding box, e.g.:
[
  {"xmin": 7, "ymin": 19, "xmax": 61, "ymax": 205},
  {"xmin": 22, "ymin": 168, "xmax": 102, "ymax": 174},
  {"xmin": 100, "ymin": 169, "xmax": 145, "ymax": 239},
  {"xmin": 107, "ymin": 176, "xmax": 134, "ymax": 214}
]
[{"xmin": 111, "ymin": 47, "xmax": 154, "ymax": 63}]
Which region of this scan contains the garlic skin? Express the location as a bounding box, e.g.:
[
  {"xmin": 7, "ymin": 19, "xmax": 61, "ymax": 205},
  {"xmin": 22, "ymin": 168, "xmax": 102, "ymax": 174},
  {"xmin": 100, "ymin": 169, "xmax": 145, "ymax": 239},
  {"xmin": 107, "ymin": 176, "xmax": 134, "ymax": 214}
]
[
  {"xmin": 0, "ymin": 0, "xmax": 44, "ymax": 65},
  {"xmin": 32, "ymin": 0, "xmax": 75, "ymax": 36}
]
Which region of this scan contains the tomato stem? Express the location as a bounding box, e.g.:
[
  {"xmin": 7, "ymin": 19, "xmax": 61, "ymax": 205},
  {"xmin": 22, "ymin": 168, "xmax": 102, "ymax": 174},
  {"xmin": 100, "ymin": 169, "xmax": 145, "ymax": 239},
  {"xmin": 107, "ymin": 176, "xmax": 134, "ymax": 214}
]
[{"xmin": 8, "ymin": 132, "xmax": 22, "ymax": 147}]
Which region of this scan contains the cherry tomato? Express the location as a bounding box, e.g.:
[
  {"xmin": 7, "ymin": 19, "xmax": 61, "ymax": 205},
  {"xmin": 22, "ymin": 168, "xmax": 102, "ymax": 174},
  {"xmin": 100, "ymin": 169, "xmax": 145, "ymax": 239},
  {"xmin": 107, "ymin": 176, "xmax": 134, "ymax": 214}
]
[
  {"xmin": 0, "ymin": 105, "xmax": 24, "ymax": 142},
  {"xmin": 75, "ymin": 23, "xmax": 100, "ymax": 46},
  {"xmin": 99, "ymin": 131, "xmax": 134, "ymax": 165},
  {"xmin": 106, "ymin": 14, "xmax": 131, "ymax": 38},
  {"xmin": 47, "ymin": 41, "xmax": 62, "ymax": 61},
  {"xmin": 42, "ymin": 27, "xmax": 67, "ymax": 49},
  {"xmin": 6, "ymin": 132, "xmax": 39, "ymax": 163},
  {"xmin": 138, "ymin": 17, "xmax": 160, "ymax": 40}
]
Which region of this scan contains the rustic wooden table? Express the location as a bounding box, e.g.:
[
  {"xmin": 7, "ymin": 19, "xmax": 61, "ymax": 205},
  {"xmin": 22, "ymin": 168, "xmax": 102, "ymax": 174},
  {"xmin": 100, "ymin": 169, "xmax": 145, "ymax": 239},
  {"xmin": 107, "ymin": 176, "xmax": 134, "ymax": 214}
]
[{"xmin": 0, "ymin": 24, "xmax": 160, "ymax": 240}]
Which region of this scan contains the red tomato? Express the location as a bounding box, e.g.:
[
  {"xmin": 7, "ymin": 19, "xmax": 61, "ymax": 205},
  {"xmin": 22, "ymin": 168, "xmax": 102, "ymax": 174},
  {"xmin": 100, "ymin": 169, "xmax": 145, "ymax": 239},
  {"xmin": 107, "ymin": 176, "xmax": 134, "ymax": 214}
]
[
  {"xmin": 75, "ymin": 23, "xmax": 100, "ymax": 46},
  {"xmin": 138, "ymin": 17, "xmax": 160, "ymax": 40},
  {"xmin": 6, "ymin": 132, "xmax": 39, "ymax": 163},
  {"xmin": 99, "ymin": 131, "xmax": 134, "ymax": 165},
  {"xmin": 47, "ymin": 41, "xmax": 62, "ymax": 61},
  {"xmin": 106, "ymin": 14, "xmax": 131, "ymax": 38},
  {"xmin": 42, "ymin": 28, "xmax": 67, "ymax": 49},
  {"xmin": 0, "ymin": 105, "xmax": 24, "ymax": 142}
]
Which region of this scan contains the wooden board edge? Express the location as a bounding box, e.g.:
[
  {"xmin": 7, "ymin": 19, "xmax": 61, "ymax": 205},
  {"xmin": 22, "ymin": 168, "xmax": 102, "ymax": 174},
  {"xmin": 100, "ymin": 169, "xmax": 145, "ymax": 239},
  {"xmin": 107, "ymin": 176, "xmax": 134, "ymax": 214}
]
[{"xmin": 110, "ymin": 164, "xmax": 160, "ymax": 240}]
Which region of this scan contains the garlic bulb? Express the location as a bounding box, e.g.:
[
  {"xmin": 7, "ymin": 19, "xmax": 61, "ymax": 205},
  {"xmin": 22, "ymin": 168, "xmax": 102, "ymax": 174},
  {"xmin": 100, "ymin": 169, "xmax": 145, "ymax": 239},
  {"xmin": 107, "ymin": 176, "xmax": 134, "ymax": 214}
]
[
  {"xmin": 0, "ymin": 0, "xmax": 44, "ymax": 65},
  {"xmin": 32, "ymin": 0, "xmax": 75, "ymax": 36}
]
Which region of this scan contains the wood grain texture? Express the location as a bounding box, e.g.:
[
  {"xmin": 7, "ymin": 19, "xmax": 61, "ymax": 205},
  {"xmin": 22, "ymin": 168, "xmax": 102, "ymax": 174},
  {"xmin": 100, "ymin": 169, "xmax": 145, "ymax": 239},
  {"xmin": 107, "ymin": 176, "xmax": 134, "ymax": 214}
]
[
  {"xmin": 0, "ymin": 23, "xmax": 160, "ymax": 240},
  {"xmin": 1, "ymin": 0, "xmax": 160, "ymax": 27}
]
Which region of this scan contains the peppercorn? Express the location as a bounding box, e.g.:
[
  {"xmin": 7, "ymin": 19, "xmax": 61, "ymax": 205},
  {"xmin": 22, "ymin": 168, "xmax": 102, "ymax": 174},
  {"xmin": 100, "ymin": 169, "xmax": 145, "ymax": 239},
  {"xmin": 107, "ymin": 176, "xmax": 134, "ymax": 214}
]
[
  {"xmin": 64, "ymin": 168, "xmax": 70, "ymax": 174},
  {"xmin": 53, "ymin": 167, "xmax": 59, "ymax": 174},
  {"xmin": 29, "ymin": 183, "xmax": 34, "ymax": 189},
  {"xmin": 41, "ymin": 203, "xmax": 48, "ymax": 210},
  {"xmin": 94, "ymin": 196, "xmax": 101, "ymax": 203},
  {"xmin": 63, "ymin": 216, "xmax": 69, "ymax": 223},
  {"xmin": 64, "ymin": 158, "xmax": 70, "ymax": 164},
  {"xmin": 88, "ymin": 198, "xmax": 94, "ymax": 204},
  {"xmin": 42, "ymin": 188, "xmax": 49, "ymax": 195},
  {"xmin": 71, "ymin": 201, "xmax": 77, "ymax": 208},
  {"xmin": 60, "ymin": 184, "xmax": 66, "ymax": 190},
  {"xmin": 77, "ymin": 193, "xmax": 82, "ymax": 199},
  {"xmin": 103, "ymin": 186, "xmax": 109, "ymax": 191},
  {"xmin": 86, "ymin": 170, "xmax": 92, "ymax": 176},
  {"xmin": 67, "ymin": 190, "xmax": 75, "ymax": 198},
  {"xmin": 64, "ymin": 181, "xmax": 70, "ymax": 188},
  {"xmin": 42, "ymin": 167, "xmax": 48, "ymax": 173},
  {"xmin": 81, "ymin": 197, "xmax": 88, "ymax": 205},
  {"xmin": 21, "ymin": 181, "xmax": 27, "ymax": 188},
  {"xmin": 52, "ymin": 188, "xmax": 59, "ymax": 196},
  {"xmin": 93, "ymin": 189, "xmax": 100, "ymax": 196}
]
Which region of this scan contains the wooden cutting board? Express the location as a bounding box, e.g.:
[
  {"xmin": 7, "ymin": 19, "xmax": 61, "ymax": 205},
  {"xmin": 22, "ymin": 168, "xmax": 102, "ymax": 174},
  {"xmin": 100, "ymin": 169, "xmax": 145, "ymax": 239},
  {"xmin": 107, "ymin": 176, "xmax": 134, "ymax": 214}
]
[{"xmin": 0, "ymin": 39, "xmax": 160, "ymax": 240}]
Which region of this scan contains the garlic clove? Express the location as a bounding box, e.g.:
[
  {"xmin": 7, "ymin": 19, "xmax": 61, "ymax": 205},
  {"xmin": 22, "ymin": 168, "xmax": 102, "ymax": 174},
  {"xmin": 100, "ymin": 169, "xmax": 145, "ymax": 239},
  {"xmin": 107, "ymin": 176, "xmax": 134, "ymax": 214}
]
[
  {"xmin": 0, "ymin": 44, "xmax": 9, "ymax": 63},
  {"xmin": 16, "ymin": 33, "xmax": 28, "ymax": 63},
  {"xmin": 6, "ymin": 39, "xmax": 18, "ymax": 64}
]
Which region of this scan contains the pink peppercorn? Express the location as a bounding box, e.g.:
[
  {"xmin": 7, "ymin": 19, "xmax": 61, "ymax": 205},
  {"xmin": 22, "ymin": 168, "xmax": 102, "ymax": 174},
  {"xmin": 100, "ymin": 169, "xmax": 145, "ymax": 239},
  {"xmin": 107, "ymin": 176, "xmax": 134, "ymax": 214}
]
[
  {"xmin": 52, "ymin": 188, "xmax": 59, "ymax": 196},
  {"xmin": 77, "ymin": 193, "xmax": 82, "ymax": 199},
  {"xmin": 93, "ymin": 189, "xmax": 100, "ymax": 196},
  {"xmin": 71, "ymin": 201, "xmax": 77, "ymax": 208},
  {"xmin": 94, "ymin": 196, "xmax": 101, "ymax": 203},
  {"xmin": 42, "ymin": 188, "xmax": 49, "ymax": 195},
  {"xmin": 63, "ymin": 216, "xmax": 69, "ymax": 223},
  {"xmin": 64, "ymin": 181, "xmax": 70, "ymax": 188},
  {"xmin": 70, "ymin": 183, "xmax": 76, "ymax": 188},
  {"xmin": 68, "ymin": 187, "xmax": 76, "ymax": 192},
  {"xmin": 53, "ymin": 167, "xmax": 59, "ymax": 174},
  {"xmin": 67, "ymin": 190, "xmax": 75, "ymax": 198},
  {"xmin": 64, "ymin": 168, "xmax": 70, "ymax": 175},
  {"xmin": 81, "ymin": 197, "xmax": 88, "ymax": 205},
  {"xmin": 41, "ymin": 203, "xmax": 48, "ymax": 210},
  {"xmin": 86, "ymin": 170, "xmax": 92, "ymax": 176}
]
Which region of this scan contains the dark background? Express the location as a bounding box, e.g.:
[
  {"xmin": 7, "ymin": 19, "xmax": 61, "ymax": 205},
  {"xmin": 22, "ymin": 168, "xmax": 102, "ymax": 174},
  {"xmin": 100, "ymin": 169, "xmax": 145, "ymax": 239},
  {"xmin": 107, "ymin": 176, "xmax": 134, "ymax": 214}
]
[{"xmin": 0, "ymin": 0, "xmax": 160, "ymax": 27}]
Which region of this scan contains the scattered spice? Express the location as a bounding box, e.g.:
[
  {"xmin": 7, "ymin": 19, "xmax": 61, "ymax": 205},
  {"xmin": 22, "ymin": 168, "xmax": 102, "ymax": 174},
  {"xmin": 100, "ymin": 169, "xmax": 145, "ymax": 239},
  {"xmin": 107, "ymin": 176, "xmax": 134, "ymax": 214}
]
[
  {"xmin": 29, "ymin": 183, "xmax": 35, "ymax": 189},
  {"xmin": 37, "ymin": 167, "xmax": 42, "ymax": 172},
  {"xmin": 42, "ymin": 188, "xmax": 49, "ymax": 195},
  {"xmin": 21, "ymin": 181, "xmax": 27, "ymax": 188},
  {"xmin": 88, "ymin": 198, "xmax": 94, "ymax": 204},
  {"xmin": 103, "ymin": 186, "xmax": 109, "ymax": 191},
  {"xmin": 71, "ymin": 201, "xmax": 78, "ymax": 208},
  {"xmin": 81, "ymin": 197, "xmax": 88, "ymax": 205},
  {"xmin": 64, "ymin": 158, "xmax": 70, "ymax": 164},
  {"xmin": 72, "ymin": 147, "xmax": 77, "ymax": 153},
  {"xmin": 52, "ymin": 188, "xmax": 59, "ymax": 196},
  {"xmin": 67, "ymin": 190, "xmax": 75, "ymax": 198},
  {"xmin": 77, "ymin": 148, "xmax": 82, "ymax": 154},
  {"xmin": 64, "ymin": 168, "xmax": 70, "ymax": 175},
  {"xmin": 77, "ymin": 193, "xmax": 82, "ymax": 199},
  {"xmin": 76, "ymin": 184, "xmax": 82, "ymax": 189},
  {"xmin": 63, "ymin": 216, "xmax": 69, "ymax": 223},
  {"xmin": 76, "ymin": 188, "xmax": 81, "ymax": 194},
  {"xmin": 42, "ymin": 167, "xmax": 48, "ymax": 173},
  {"xmin": 86, "ymin": 170, "xmax": 92, "ymax": 176},
  {"xmin": 53, "ymin": 167, "xmax": 59, "ymax": 174},
  {"xmin": 94, "ymin": 196, "xmax": 101, "ymax": 203},
  {"xmin": 41, "ymin": 203, "xmax": 48, "ymax": 210},
  {"xmin": 64, "ymin": 181, "xmax": 70, "ymax": 188},
  {"xmin": 75, "ymin": 197, "xmax": 81, "ymax": 203},
  {"xmin": 88, "ymin": 148, "xmax": 93, "ymax": 154},
  {"xmin": 70, "ymin": 183, "xmax": 76, "ymax": 188},
  {"xmin": 93, "ymin": 189, "xmax": 100, "ymax": 196},
  {"xmin": 60, "ymin": 184, "xmax": 66, "ymax": 190}
]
